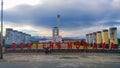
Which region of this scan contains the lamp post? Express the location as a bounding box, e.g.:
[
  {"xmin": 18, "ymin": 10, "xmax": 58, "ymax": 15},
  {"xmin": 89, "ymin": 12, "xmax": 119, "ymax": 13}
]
[{"xmin": 0, "ymin": 0, "xmax": 3, "ymax": 59}]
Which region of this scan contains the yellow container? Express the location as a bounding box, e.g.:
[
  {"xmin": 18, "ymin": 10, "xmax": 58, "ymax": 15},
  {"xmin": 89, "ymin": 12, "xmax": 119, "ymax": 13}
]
[{"xmin": 96, "ymin": 31, "xmax": 102, "ymax": 44}]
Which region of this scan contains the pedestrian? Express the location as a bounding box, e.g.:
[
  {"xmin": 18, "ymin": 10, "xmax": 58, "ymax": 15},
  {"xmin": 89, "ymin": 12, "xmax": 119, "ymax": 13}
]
[{"xmin": 44, "ymin": 43, "xmax": 51, "ymax": 54}]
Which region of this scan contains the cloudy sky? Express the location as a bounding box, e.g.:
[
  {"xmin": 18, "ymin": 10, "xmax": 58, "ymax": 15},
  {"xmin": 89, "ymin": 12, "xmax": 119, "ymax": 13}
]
[{"xmin": 1, "ymin": 0, "xmax": 120, "ymax": 38}]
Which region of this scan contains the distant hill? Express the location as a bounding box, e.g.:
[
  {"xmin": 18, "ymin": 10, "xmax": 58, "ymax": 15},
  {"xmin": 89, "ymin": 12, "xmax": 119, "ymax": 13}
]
[
  {"xmin": 62, "ymin": 37, "xmax": 85, "ymax": 40},
  {"xmin": 31, "ymin": 36, "xmax": 86, "ymax": 41},
  {"xmin": 31, "ymin": 36, "xmax": 52, "ymax": 41}
]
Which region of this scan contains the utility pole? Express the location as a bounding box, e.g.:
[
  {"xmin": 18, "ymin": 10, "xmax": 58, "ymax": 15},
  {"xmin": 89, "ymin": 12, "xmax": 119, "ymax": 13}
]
[{"xmin": 0, "ymin": 0, "xmax": 3, "ymax": 59}]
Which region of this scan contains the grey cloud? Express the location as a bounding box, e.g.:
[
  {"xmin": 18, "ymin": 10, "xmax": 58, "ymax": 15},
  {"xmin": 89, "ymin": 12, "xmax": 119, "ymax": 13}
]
[{"xmin": 3, "ymin": 0, "xmax": 120, "ymax": 31}]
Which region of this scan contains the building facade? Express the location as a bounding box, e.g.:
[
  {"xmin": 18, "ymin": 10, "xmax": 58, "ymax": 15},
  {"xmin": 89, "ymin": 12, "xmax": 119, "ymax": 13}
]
[
  {"xmin": 52, "ymin": 27, "xmax": 59, "ymax": 42},
  {"xmin": 5, "ymin": 28, "xmax": 31, "ymax": 46}
]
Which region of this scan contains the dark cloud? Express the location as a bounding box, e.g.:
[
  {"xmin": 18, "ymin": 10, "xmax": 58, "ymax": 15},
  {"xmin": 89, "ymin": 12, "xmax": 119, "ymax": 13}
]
[{"xmin": 3, "ymin": 0, "xmax": 120, "ymax": 31}]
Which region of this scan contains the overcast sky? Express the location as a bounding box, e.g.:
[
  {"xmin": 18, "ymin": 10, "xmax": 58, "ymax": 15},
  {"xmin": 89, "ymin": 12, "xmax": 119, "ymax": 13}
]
[{"xmin": 1, "ymin": 0, "xmax": 120, "ymax": 38}]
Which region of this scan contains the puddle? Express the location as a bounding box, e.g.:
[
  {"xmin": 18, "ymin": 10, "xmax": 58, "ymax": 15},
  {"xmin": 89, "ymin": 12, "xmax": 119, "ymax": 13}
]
[{"xmin": 59, "ymin": 57, "xmax": 79, "ymax": 59}]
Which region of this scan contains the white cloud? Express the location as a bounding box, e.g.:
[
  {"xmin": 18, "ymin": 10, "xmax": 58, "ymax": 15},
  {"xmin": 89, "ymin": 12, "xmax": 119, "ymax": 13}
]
[
  {"xmin": 3, "ymin": 21, "xmax": 120, "ymax": 38},
  {"xmin": 3, "ymin": 0, "xmax": 42, "ymax": 9},
  {"xmin": 60, "ymin": 25, "xmax": 118, "ymax": 38},
  {"xmin": 2, "ymin": 0, "xmax": 120, "ymax": 38},
  {"xmin": 115, "ymin": 20, "xmax": 120, "ymax": 22},
  {"xmin": 112, "ymin": 0, "xmax": 120, "ymax": 9},
  {"xmin": 3, "ymin": 21, "xmax": 52, "ymax": 37}
]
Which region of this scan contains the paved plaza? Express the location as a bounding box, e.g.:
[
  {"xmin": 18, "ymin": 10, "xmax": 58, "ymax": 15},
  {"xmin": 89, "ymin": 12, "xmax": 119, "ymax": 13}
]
[{"xmin": 0, "ymin": 53, "xmax": 120, "ymax": 68}]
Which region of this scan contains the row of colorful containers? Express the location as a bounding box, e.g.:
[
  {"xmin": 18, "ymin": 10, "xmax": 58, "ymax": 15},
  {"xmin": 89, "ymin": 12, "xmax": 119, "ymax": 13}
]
[{"xmin": 86, "ymin": 27, "xmax": 118, "ymax": 48}]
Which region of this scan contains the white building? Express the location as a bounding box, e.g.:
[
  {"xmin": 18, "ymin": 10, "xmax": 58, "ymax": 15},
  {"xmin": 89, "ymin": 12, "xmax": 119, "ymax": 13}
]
[
  {"xmin": 5, "ymin": 28, "xmax": 14, "ymax": 45},
  {"xmin": 5, "ymin": 28, "xmax": 31, "ymax": 46},
  {"xmin": 24, "ymin": 34, "xmax": 31, "ymax": 44},
  {"xmin": 53, "ymin": 27, "xmax": 59, "ymax": 42}
]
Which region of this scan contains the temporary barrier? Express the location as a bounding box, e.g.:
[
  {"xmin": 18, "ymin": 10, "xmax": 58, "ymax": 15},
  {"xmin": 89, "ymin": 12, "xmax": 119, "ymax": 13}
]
[{"xmin": 76, "ymin": 41, "xmax": 80, "ymax": 49}]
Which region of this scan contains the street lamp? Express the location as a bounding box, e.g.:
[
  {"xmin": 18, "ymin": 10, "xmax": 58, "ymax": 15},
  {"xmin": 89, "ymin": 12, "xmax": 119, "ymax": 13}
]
[{"xmin": 0, "ymin": 0, "xmax": 3, "ymax": 59}]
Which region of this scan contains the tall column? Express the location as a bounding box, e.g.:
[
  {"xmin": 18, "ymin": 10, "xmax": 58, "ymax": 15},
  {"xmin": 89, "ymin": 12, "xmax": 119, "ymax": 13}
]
[
  {"xmin": 92, "ymin": 32, "xmax": 96, "ymax": 43},
  {"xmin": 96, "ymin": 31, "xmax": 102, "ymax": 48},
  {"xmin": 86, "ymin": 34, "xmax": 89, "ymax": 43},
  {"xmin": 109, "ymin": 27, "xmax": 118, "ymax": 48},
  {"xmin": 89, "ymin": 33, "xmax": 93, "ymax": 46},
  {"xmin": 102, "ymin": 29, "xmax": 109, "ymax": 48}
]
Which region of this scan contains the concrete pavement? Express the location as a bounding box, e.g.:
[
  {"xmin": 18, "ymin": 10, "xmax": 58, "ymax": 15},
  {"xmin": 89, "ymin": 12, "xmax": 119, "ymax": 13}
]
[{"xmin": 0, "ymin": 53, "xmax": 120, "ymax": 68}]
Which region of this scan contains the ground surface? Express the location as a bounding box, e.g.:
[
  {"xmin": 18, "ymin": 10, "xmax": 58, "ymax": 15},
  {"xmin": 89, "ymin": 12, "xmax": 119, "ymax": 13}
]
[{"xmin": 0, "ymin": 53, "xmax": 120, "ymax": 68}]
